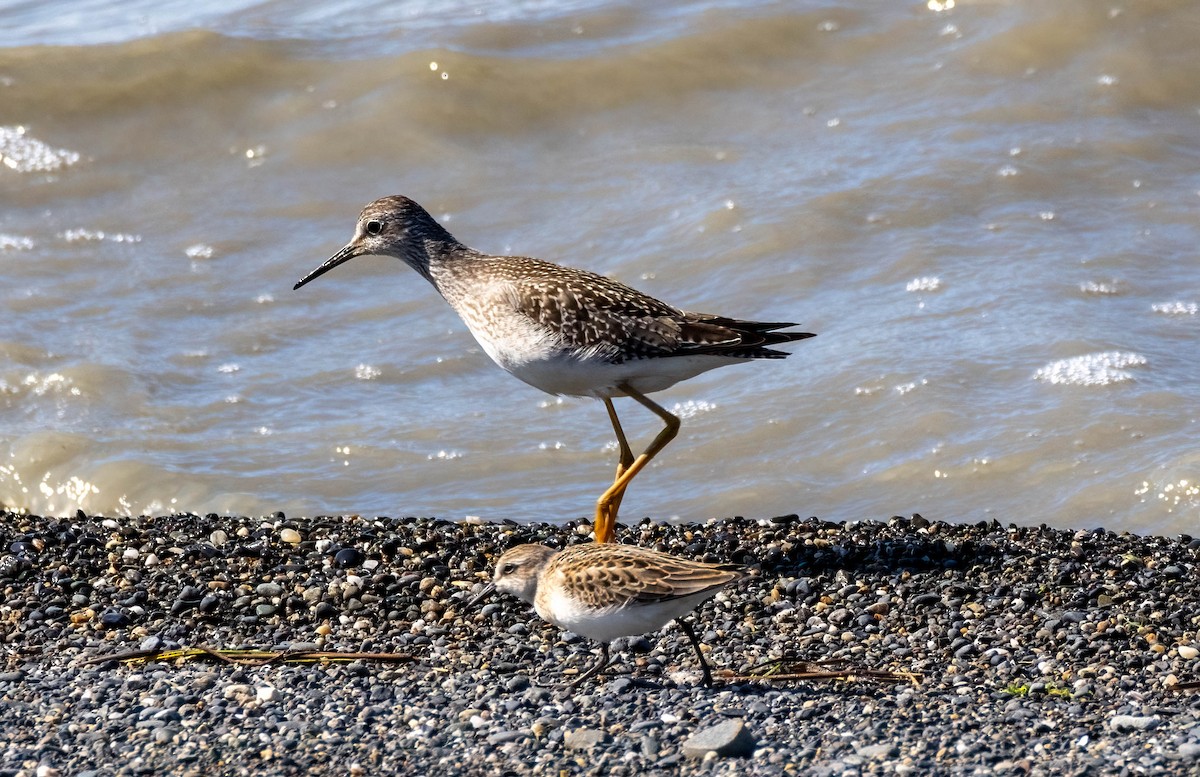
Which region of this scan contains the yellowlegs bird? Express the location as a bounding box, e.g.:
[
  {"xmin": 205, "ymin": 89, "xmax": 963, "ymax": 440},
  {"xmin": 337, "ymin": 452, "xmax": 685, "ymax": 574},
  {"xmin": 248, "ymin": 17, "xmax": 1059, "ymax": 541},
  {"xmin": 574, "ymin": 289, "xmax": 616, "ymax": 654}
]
[
  {"xmin": 293, "ymin": 195, "xmax": 815, "ymax": 542},
  {"xmin": 472, "ymin": 542, "xmax": 748, "ymax": 686}
]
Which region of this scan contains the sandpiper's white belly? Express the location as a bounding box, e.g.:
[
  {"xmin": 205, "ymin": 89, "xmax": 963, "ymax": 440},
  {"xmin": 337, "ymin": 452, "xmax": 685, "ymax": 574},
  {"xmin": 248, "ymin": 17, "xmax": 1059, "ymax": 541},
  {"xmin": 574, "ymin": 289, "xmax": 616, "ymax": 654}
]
[
  {"xmin": 508, "ymin": 351, "xmax": 743, "ymax": 398},
  {"xmin": 463, "ymin": 312, "xmax": 741, "ymax": 398},
  {"xmin": 535, "ymin": 587, "xmax": 717, "ymax": 643}
]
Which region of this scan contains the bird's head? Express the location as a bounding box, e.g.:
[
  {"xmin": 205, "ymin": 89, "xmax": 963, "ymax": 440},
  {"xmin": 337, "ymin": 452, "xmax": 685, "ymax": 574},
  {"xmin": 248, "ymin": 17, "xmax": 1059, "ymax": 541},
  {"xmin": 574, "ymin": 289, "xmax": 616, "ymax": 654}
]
[
  {"xmin": 468, "ymin": 543, "xmax": 557, "ymax": 607},
  {"xmin": 293, "ymin": 195, "xmax": 457, "ymax": 290}
]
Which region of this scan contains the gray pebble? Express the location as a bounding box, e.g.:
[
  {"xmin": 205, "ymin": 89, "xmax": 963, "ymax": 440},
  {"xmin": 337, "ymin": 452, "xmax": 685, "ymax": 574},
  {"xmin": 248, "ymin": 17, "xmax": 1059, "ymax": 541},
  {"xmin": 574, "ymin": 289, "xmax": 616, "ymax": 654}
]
[
  {"xmin": 1176, "ymin": 743, "xmax": 1200, "ymax": 760},
  {"xmin": 564, "ymin": 727, "xmax": 608, "ymax": 750},
  {"xmin": 682, "ymin": 719, "xmax": 757, "ymax": 758},
  {"xmin": 855, "ymin": 743, "xmax": 898, "ymax": 759},
  {"xmin": 486, "ymin": 730, "xmax": 527, "ymax": 745},
  {"xmin": 1109, "ymin": 715, "xmax": 1161, "ymax": 732}
]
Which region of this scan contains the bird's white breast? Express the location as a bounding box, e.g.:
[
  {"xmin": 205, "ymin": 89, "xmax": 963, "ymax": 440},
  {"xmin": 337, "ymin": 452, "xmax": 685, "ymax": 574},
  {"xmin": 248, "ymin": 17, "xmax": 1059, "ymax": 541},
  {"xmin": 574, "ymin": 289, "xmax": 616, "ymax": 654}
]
[{"xmin": 535, "ymin": 586, "xmax": 718, "ymax": 644}]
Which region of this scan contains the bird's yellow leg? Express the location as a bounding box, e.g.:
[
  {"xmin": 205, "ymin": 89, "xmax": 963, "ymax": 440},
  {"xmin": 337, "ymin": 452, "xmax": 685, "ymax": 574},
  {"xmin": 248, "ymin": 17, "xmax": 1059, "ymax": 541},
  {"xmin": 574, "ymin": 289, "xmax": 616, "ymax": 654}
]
[
  {"xmin": 594, "ymin": 385, "xmax": 680, "ymax": 543},
  {"xmin": 595, "ymin": 397, "xmax": 636, "ymax": 543}
]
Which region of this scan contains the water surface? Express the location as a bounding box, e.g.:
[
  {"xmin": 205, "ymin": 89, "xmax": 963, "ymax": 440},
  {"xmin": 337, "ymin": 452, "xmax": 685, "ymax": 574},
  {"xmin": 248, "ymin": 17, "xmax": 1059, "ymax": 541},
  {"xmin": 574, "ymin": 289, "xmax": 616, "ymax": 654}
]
[{"xmin": 1, "ymin": 0, "xmax": 1198, "ymax": 534}]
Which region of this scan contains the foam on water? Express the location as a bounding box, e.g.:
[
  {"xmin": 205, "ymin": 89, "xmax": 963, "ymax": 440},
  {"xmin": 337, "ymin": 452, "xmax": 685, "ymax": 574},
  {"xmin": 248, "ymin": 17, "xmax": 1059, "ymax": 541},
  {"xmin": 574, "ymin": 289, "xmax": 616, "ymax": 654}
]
[
  {"xmin": 905, "ymin": 277, "xmax": 941, "ymax": 293},
  {"xmin": 1151, "ymin": 302, "xmax": 1198, "ymax": 316},
  {"xmin": 59, "ymin": 229, "xmax": 141, "ymax": 243},
  {"xmin": 670, "ymin": 400, "xmax": 717, "ymax": 420},
  {"xmin": 1033, "ymin": 352, "xmax": 1149, "ymax": 387},
  {"xmin": 0, "ymin": 235, "xmax": 35, "ymax": 251},
  {"xmin": 0, "ymin": 126, "xmax": 81, "ymax": 173},
  {"xmin": 1135, "ymin": 478, "xmax": 1200, "ymax": 512},
  {"xmin": 1080, "ymin": 281, "xmax": 1122, "ymax": 296}
]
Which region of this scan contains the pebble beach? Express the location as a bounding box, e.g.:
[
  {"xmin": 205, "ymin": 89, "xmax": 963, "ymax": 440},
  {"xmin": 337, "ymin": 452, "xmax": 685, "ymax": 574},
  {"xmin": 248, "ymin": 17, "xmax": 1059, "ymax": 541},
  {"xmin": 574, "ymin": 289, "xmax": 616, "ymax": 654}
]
[{"xmin": 1, "ymin": 511, "xmax": 1198, "ymax": 775}]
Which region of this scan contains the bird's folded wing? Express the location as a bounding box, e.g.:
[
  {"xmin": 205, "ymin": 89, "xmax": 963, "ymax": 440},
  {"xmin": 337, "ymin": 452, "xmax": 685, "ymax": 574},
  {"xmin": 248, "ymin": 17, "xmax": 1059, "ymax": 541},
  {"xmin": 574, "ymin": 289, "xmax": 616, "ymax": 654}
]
[
  {"xmin": 511, "ymin": 274, "xmax": 752, "ymax": 360},
  {"xmin": 562, "ymin": 555, "xmax": 746, "ymax": 609}
]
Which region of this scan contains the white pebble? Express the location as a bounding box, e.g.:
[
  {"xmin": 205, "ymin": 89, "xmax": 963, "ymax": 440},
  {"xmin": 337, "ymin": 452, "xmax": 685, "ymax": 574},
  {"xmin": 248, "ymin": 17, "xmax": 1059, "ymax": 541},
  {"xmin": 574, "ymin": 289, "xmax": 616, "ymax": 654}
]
[{"xmin": 223, "ymin": 683, "xmax": 253, "ymax": 700}]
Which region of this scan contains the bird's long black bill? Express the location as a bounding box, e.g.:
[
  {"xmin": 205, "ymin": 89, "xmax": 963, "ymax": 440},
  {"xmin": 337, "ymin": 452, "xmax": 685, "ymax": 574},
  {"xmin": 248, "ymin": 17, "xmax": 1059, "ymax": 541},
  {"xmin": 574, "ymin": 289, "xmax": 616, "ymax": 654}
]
[
  {"xmin": 466, "ymin": 582, "xmax": 496, "ymax": 608},
  {"xmin": 293, "ymin": 243, "xmax": 360, "ymax": 290}
]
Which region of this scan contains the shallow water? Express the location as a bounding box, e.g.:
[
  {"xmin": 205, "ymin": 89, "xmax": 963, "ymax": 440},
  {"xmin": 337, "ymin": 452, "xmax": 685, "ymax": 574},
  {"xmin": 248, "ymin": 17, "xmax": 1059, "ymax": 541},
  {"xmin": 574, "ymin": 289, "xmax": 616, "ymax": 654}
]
[{"xmin": 1, "ymin": 0, "xmax": 1198, "ymax": 534}]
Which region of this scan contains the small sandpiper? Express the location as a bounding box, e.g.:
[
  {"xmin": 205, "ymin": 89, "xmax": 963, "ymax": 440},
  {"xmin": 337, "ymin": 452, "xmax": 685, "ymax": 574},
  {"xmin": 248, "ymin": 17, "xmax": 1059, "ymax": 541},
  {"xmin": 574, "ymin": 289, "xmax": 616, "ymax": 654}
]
[
  {"xmin": 294, "ymin": 195, "xmax": 815, "ymax": 541},
  {"xmin": 472, "ymin": 542, "xmax": 749, "ymax": 686}
]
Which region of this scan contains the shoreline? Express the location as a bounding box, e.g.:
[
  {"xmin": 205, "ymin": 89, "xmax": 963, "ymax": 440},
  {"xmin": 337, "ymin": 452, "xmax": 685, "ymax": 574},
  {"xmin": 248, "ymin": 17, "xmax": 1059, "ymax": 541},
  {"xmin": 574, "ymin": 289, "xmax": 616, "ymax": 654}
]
[{"xmin": 1, "ymin": 511, "xmax": 1198, "ymax": 774}]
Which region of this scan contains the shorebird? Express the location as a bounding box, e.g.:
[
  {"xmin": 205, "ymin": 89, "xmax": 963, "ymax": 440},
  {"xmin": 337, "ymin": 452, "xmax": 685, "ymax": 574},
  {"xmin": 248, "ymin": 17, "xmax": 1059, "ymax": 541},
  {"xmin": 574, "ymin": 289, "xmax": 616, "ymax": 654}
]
[
  {"xmin": 472, "ymin": 542, "xmax": 748, "ymax": 686},
  {"xmin": 293, "ymin": 196, "xmax": 814, "ymax": 541}
]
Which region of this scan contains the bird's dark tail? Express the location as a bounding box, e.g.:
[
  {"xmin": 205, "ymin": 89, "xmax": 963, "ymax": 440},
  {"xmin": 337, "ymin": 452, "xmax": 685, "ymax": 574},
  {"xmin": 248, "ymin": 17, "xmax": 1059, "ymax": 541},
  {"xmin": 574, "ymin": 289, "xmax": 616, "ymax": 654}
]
[{"xmin": 709, "ymin": 319, "xmax": 816, "ymax": 359}]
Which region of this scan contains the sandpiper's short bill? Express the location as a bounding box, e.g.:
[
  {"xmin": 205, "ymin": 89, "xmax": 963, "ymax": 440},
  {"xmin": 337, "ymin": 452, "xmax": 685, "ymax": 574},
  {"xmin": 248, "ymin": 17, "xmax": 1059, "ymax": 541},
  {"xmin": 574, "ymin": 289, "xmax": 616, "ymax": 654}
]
[
  {"xmin": 471, "ymin": 542, "xmax": 749, "ymax": 686},
  {"xmin": 294, "ymin": 196, "xmax": 815, "ymax": 540}
]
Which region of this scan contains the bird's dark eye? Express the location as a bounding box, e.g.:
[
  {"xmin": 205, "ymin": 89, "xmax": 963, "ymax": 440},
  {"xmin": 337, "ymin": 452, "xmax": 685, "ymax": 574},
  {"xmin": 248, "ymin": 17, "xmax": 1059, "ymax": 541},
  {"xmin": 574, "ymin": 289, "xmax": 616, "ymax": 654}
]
[
  {"xmin": 365, "ymin": 220, "xmax": 383, "ymax": 236},
  {"xmin": 500, "ymin": 563, "xmax": 516, "ymax": 575}
]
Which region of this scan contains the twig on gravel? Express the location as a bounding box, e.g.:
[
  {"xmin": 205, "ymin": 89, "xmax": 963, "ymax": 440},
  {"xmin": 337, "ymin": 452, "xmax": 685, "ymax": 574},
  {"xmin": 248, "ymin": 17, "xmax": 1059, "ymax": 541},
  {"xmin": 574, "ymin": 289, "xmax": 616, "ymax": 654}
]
[
  {"xmin": 80, "ymin": 647, "xmax": 417, "ymax": 667},
  {"xmin": 724, "ymin": 657, "xmax": 918, "ymax": 685}
]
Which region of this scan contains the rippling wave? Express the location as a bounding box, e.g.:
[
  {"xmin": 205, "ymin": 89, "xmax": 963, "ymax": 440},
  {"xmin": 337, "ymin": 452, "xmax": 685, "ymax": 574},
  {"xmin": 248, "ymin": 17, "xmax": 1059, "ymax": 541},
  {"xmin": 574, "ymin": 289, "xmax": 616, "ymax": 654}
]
[{"xmin": 1, "ymin": 0, "xmax": 1198, "ymax": 533}]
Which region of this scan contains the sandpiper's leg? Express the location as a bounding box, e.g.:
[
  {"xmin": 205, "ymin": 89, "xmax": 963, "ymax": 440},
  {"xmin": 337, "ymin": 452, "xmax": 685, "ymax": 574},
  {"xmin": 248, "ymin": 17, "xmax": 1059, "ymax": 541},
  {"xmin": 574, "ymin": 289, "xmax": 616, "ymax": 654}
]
[
  {"xmin": 675, "ymin": 617, "xmax": 713, "ymax": 687},
  {"xmin": 568, "ymin": 642, "xmax": 613, "ymax": 687},
  {"xmin": 595, "ymin": 397, "xmax": 636, "ymax": 543},
  {"xmin": 594, "ymin": 384, "xmax": 680, "ymax": 543}
]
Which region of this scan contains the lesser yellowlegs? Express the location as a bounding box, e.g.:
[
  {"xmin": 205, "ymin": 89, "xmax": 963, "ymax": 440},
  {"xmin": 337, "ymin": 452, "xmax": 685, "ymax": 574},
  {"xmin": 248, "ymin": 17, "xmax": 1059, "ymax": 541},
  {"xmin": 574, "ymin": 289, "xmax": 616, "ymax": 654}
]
[{"xmin": 293, "ymin": 195, "xmax": 815, "ymax": 542}]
